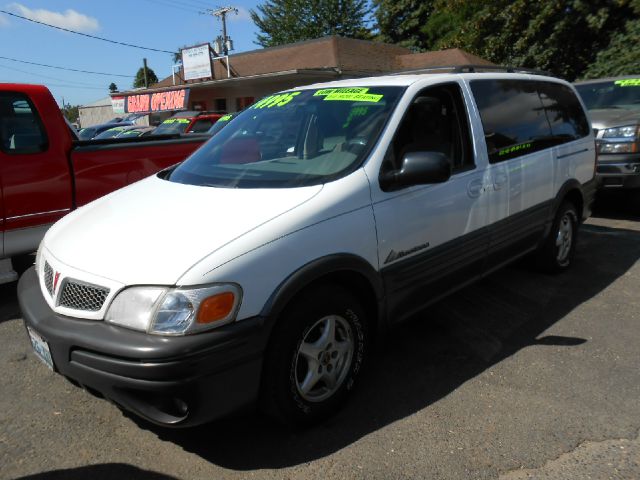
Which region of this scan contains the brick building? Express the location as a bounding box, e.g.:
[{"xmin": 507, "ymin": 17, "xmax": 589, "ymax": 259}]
[{"xmin": 113, "ymin": 36, "xmax": 492, "ymax": 123}]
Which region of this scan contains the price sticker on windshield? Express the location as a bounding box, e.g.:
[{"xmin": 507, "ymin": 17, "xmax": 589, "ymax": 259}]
[
  {"xmin": 251, "ymin": 92, "xmax": 301, "ymax": 109},
  {"xmin": 614, "ymin": 79, "xmax": 640, "ymax": 87}
]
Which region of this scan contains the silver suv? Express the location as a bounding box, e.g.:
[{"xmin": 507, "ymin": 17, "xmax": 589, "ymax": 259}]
[{"xmin": 574, "ymin": 77, "xmax": 640, "ymax": 191}]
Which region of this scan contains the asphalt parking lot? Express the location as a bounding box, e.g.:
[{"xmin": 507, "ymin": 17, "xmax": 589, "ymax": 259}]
[{"xmin": 1, "ymin": 197, "xmax": 639, "ymax": 480}]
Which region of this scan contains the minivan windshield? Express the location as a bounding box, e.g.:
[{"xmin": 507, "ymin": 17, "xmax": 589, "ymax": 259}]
[
  {"xmin": 166, "ymin": 86, "xmax": 404, "ymax": 188},
  {"xmin": 575, "ymin": 79, "xmax": 640, "ymax": 110}
]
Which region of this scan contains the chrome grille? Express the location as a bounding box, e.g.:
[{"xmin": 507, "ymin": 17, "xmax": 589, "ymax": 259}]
[
  {"xmin": 43, "ymin": 262, "xmax": 54, "ymax": 296},
  {"xmin": 58, "ymin": 280, "xmax": 109, "ymax": 312}
]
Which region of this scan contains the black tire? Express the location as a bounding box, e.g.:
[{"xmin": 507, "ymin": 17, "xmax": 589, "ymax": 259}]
[
  {"xmin": 536, "ymin": 201, "xmax": 578, "ymax": 273},
  {"xmin": 261, "ymin": 284, "xmax": 368, "ymax": 426}
]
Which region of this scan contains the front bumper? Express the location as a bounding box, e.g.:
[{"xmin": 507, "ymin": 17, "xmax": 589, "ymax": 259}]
[
  {"xmin": 596, "ymin": 152, "xmax": 640, "ymax": 189},
  {"xmin": 18, "ymin": 266, "xmax": 268, "ymax": 427}
]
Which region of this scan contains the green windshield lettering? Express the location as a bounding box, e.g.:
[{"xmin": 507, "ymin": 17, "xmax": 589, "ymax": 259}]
[
  {"xmin": 498, "ymin": 142, "xmax": 533, "ymax": 156},
  {"xmin": 162, "ymin": 118, "xmax": 189, "ymax": 124},
  {"xmin": 252, "ymin": 92, "xmax": 301, "ymax": 109},
  {"xmin": 343, "ymin": 106, "xmax": 369, "ymax": 128},
  {"xmin": 218, "ymin": 114, "xmax": 233, "ymax": 122},
  {"xmin": 323, "ymin": 92, "xmax": 383, "ymax": 103},
  {"xmin": 614, "ymin": 79, "xmax": 640, "ymax": 87},
  {"xmin": 314, "ymin": 87, "xmax": 369, "ymax": 96}
]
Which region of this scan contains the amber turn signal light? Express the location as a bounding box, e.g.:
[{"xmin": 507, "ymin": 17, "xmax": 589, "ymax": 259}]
[{"xmin": 197, "ymin": 292, "xmax": 235, "ymax": 324}]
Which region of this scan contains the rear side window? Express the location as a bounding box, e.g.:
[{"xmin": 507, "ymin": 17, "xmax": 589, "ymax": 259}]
[
  {"xmin": 470, "ymin": 80, "xmax": 589, "ymax": 163},
  {"xmin": 537, "ymin": 82, "xmax": 590, "ymax": 140},
  {"xmin": 0, "ymin": 92, "xmax": 48, "ymax": 154}
]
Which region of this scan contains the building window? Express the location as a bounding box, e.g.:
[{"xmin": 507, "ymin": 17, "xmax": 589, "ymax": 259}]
[
  {"xmin": 236, "ymin": 97, "xmax": 255, "ymax": 111},
  {"xmin": 192, "ymin": 100, "xmax": 207, "ymax": 111},
  {"xmin": 214, "ymin": 98, "xmax": 227, "ymax": 112}
]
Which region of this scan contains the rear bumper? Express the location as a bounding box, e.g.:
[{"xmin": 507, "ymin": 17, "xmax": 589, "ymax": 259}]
[
  {"xmin": 596, "ymin": 153, "xmax": 640, "ymax": 189},
  {"xmin": 18, "ymin": 266, "xmax": 268, "ymax": 427}
]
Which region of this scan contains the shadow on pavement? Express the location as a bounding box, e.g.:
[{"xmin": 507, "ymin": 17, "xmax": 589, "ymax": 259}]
[
  {"xmin": 14, "ymin": 463, "xmax": 179, "ymax": 480},
  {"xmin": 139, "ymin": 220, "xmax": 640, "ymax": 470},
  {"xmin": 592, "ymin": 190, "xmax": 640, "ymax": 221}
]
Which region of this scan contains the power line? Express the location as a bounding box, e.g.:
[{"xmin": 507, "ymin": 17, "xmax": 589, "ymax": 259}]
[
  {"xmin": 0, "ymin": 63, "xmax": 108, "ymax": 88},
  {"xmin": 0, "ymin": 55, "xmax": 134, "ymax": 78},
  {"xmin": 0, "ymin": 9, "xmax": 176, "ymax": 55},
  {"xmin": 139, "ymin": 0, "xmax": 201, "ymax": 14}
]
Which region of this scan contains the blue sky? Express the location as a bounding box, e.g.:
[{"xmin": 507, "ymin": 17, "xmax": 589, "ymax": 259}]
[{"xmin": 0, "ymin": 1, "xmax": 261, "ymax": 106}]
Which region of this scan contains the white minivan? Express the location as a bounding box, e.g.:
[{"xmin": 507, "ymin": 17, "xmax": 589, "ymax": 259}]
[{"xmin": 19, "ymin": 70, "xmax": 597, "ymax": 427}]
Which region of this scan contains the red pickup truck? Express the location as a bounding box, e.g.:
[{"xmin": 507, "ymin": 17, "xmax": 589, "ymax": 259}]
[{"xmin": 0, "ymin": 84, "xmax": 208, "ymax": 281}]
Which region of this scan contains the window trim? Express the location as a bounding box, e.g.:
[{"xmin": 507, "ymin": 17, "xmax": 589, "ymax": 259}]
[
  {"xmin": 379, "ymin": 81, "xmax": 476, "ymax": 182},
  {"xmin": 470, "ymin": 79, "xmax": 590, "ymax": 164}
]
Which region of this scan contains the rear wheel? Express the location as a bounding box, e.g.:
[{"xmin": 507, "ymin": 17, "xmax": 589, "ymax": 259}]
[
  {"xmin": 537, "ymin": 201, "xmax": 578, "ymax": 273},
  {"xmin": 261, "ymin": 285, "xmax": 368, "ymax": 426}
]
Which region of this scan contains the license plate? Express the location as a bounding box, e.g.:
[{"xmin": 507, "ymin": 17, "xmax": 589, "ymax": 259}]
[{"xmin": 27, "ymin": 327, "xmax": 55, "ymax": 371}]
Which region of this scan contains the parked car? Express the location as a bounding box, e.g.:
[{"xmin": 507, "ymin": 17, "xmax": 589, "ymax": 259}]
[
  {"xmin": 19, "ymin": 71, "xmax": 596, "ymax": 428},
  {"xmin": 77, "ymin": 120, "xmax": 134, "ymax": 140},
  {"xmin": 93, "ymin": 125, "xmax": 155, "ymax": 139},
  {"xmin": 151, "ymin": 111, "xmax": 226, "ymax": 136},
  {"xmin": 0, "ymin": 83, "xmax": 210, "ymax": 282},
  {"xmin": 117, "ymin": 126, "xmax": 155, "ymax": 137},
  {"xmin": 574, "ymin": 76, "xmax": 640, "ymax": 191},
  {"xmin": 206, "ymin": 112, "xmax": 237, "ymax": 136}
]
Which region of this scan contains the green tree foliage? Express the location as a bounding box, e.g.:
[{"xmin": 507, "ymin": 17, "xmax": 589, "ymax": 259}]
[
  {"xmin": 133, "ymin": 66, "xmax": 159, "ymax": 88},
  {"xmin": 582, "ymin": 2, "xmax": 640, "ymax": 78},
  {"xmin": 108, "ymin": 82, "xmax": 118, "ymax": 93},
  {"xmin": 373, "ymin": 0, "xmax": 434, "ymax": 50},
  {"xmin": 431, "ymin": 0, "xmax": 636, "ymax": 81},
  {"xmin": 251, "ymin": 0, "xmax": 372, "ymax": 47},
  {"xmin": 61, "ymin": 105, "xmax": 79, "ymax": 123}
]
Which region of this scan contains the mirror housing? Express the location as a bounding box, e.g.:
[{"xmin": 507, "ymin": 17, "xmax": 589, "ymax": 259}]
[{"xmin": 380, "ymin": 151, "xmax": 452, "ymax": 191}]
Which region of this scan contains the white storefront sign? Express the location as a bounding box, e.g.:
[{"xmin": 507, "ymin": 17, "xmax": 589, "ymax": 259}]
[
  {"xmin": 111, "ymin": 97, "xmax": 125, "ymax": 114},
  {"xmin": 182, "ymin": 44, "xmax": 213, "ymax": 81}
]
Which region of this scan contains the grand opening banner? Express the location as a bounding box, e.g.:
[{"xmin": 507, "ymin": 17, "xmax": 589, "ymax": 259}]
[{"xmin": 125, "ymin": 89, "xmax": 190, "ymax": 114}]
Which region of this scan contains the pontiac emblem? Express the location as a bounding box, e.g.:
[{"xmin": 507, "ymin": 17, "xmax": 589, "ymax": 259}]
[{"xmin": 53, "ymin": 272, "xmax": 61, "ymax": 293}]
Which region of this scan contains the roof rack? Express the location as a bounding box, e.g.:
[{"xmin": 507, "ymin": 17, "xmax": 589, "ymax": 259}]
[{"xmin": 390, "ymin": 64, "xmax": 554, "ymax": 77}]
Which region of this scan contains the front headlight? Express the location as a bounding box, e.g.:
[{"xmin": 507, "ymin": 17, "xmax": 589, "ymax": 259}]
[
  {"xmin": 105, "ymin": 284, "xmax": 242, "ymax": 335},
  {"xmin": 599, "ymin": 125, "xmax": 640, "ymax": 154},
  {"xmin": 602, "ymin": 125, "xmax": 638, "ymax": 139}
]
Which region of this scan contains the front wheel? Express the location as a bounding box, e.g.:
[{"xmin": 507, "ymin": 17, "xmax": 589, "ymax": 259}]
[
  {"xmin": 261, "ymin": 285, "xmax": 368, "ymax": 426},
  {"xmin": 537, "ymin": 201, "xmax": 578, "ymax": 273}
]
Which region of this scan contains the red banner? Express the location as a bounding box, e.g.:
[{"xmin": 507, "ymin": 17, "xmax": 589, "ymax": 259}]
[{"xmin": 125, "ymin": 89, "xmax": 190, "ymax": 114}]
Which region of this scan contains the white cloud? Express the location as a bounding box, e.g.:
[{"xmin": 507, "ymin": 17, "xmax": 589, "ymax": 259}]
[{"xmin": 8, "ymin": 3, "xmax": 99, "ymax": 32}]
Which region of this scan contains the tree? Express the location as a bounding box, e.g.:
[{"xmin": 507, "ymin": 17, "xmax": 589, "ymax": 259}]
[
  {"xmin": 582, "ymin": 1, "xmax": 640, "ymax": 78},
  {"xmin": 430, "ymin": 0, "xmax": 636, "ymax": 81},
  {"xmin": 251, "ymin": 0, "xmax": 372, "ymax": 47},
  {"xmin": 61, "ymin": 105, "xmax": 79, "ymax": 123},
  {"xmin": 373, "ymin": 0, "xmax": 435, "ymax": 50},
  {"xmin": 108, "ymin": 82, "xmax": 118, "ymax": 93},
  {"xmin": 133, "ymin": 65, "xmax": 159, "ymax": 88}
]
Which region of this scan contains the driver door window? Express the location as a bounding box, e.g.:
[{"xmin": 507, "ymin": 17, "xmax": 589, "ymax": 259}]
[{"xmin": 384, "ymin": 83, "xmax": 474, "ymax": 175}]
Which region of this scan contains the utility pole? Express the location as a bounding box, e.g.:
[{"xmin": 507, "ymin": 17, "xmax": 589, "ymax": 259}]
[
  {"xmin": 205, "ymin": 6, "xmax": 238, "ymax": 56},
  {"xmin": 143, "ymin": 58, "xmax": 149, "ymax": 88}
]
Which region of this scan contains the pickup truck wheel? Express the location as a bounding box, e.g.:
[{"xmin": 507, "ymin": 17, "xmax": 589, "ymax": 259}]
[
  {"xmin": 261, "ymin": 285, "xmax": 368, "ymax": 426},
  {"xmin": 537, "ymin": 202, "xmax": 578, "ymax": 273}
]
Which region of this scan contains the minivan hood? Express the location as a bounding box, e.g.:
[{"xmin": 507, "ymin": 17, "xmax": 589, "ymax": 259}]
[
  {"xmin": 589, "ymin": 108, "xmax": 640, "ymax": 131},
  {"xmin": 45, "ymin": 175, "xmax": 322, "ymax": 285}
]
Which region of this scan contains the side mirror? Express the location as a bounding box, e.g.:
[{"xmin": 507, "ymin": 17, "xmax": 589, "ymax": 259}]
[{"xmin": 380, "ymin": 151, "xmax": 452, "ymax": 191}]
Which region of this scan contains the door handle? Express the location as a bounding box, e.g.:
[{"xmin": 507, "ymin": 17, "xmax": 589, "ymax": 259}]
[
  {"xmin": 467, "ymin": 178, "xmax": 485, "ymax": 198},
  {"xmin": 493, "ymin": 174, "xmax": 507, "ymax": 190}
]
